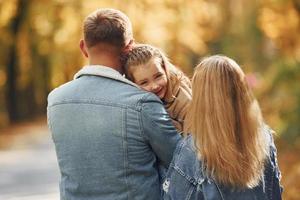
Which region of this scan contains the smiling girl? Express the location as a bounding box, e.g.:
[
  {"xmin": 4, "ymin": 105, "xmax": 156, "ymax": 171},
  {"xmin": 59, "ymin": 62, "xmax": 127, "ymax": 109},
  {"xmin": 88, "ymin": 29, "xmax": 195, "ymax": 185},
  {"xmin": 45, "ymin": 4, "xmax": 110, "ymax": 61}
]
[{"xmin": 125, "ymin": 44, "xmax": 192, "ymax": 134}]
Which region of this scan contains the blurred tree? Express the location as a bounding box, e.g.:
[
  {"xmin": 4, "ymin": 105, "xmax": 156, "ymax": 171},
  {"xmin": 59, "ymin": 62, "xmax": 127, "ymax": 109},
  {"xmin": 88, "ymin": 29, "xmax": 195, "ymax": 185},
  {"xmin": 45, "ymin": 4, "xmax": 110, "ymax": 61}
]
[
  {"xmin": 256, "ymin": 0, "xmax": 300, "ymax": 142},
  {"xmin": 0, "ymin": 0, "xmax": 299, "ymax": 145},
  {"xmin": 0, "ymin": 1, "xmax": 299, "ymax": 198},
  {"xmin": 6, "ymin": 0, "xmax": 30, "ymax": 122}
]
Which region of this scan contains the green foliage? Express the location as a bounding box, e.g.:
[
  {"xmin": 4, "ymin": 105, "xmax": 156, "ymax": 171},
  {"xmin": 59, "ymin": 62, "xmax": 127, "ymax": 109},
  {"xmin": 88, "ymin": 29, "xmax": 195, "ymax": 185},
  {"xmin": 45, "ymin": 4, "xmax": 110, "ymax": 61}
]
[{"xmin": 272, "ymin": 60, "xmax": 300, "ymax": 142}]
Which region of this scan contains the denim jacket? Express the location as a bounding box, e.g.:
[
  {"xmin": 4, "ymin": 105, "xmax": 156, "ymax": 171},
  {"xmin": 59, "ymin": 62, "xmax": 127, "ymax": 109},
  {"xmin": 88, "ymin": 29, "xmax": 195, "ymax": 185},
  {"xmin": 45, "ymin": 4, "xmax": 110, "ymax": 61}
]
[
  {"xmin": 163, "ymin": 126, "xmax": 282, "ymax": 200},
  {"xmin": 47, "ymin": 65, "xmax": 181, "ymax": 200}
]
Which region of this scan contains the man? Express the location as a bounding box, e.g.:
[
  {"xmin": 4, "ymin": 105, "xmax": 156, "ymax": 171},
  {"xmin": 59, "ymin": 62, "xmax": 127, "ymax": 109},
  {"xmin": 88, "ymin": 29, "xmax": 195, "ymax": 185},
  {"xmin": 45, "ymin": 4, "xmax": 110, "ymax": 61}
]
[{"xmin": 47, "ymin": 8, "xmax": 181, "ymax": 200}]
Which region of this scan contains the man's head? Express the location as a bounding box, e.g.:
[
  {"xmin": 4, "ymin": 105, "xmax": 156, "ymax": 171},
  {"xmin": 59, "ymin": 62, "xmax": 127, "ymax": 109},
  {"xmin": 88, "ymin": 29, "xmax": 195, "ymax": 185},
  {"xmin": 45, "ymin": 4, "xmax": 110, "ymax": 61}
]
[
  {"xmin": 83, "ymin": 8, "xmax": 133, "ymax": 48},
  {"xmin": 80, "ymin": 8, "xmax": 134, "ymax": 68}
]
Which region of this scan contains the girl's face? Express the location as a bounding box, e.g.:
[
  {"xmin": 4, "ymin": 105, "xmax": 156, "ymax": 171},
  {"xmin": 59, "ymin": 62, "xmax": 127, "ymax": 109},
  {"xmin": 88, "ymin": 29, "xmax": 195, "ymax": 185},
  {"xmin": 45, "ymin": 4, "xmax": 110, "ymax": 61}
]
[{"xmin": 131, "ymin": 57, "xmax": 168, "ymax": 99}]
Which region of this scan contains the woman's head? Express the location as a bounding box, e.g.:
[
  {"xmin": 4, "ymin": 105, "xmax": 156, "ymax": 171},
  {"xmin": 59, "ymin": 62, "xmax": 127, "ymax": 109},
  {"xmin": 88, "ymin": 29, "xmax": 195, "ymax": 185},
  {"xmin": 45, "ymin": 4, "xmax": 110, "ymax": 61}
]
[
  {"xmin": 188, "ymin": 55, "xmax": 268, "ymax": 188},
  {"xmin": 124, "ymin": 44, "xmax": 169, "ymax": 99}
]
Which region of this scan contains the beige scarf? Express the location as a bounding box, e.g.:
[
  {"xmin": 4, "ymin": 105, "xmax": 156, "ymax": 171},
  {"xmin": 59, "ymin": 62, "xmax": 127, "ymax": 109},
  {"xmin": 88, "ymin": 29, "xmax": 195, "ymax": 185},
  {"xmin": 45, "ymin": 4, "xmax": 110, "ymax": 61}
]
[{"xmin": 163, "ymin": 71, "xmax": 192, "ymax": 135}]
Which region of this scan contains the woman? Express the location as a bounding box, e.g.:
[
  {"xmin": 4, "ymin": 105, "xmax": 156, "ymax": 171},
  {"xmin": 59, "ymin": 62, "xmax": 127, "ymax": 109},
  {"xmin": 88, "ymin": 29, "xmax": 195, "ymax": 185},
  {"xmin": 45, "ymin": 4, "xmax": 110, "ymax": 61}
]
[{"xmin": 163, "ymin": 55, "xmax": 282, "ymax": 200}]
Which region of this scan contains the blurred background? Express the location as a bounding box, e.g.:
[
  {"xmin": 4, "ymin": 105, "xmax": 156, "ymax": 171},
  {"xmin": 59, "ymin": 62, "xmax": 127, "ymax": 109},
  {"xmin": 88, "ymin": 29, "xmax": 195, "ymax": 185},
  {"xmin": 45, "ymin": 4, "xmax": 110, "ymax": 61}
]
[{"xmin": 0, "ymin": 0, "xmax": 299, "ymax": 199}]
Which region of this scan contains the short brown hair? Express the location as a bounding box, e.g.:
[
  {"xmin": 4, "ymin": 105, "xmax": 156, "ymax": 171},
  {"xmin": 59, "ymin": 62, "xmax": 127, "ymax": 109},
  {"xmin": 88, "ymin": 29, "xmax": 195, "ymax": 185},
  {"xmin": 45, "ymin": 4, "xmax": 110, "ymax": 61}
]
[{"xmin": 83, "ymin": 8, "xmax": 133, "ymax": 48}]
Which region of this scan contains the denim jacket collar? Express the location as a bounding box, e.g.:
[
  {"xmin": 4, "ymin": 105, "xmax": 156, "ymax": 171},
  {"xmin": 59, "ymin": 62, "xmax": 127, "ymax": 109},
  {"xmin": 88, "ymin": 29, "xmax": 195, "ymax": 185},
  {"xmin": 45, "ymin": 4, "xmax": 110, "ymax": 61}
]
[{"xmin": 74, "ymin": 65, "xmax": 138, "ymax": 88}]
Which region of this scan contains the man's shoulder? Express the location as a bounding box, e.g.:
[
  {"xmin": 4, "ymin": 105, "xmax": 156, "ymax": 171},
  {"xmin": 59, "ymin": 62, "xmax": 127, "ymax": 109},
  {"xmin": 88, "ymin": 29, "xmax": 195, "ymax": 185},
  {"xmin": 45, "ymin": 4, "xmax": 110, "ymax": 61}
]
[
  {"xmin": 47, "ymin": 76, "xmax": 162, "ymax": 110},
  {"xmin": 47, "ymin": 80, "xmax": 74, "ymax": 103}
]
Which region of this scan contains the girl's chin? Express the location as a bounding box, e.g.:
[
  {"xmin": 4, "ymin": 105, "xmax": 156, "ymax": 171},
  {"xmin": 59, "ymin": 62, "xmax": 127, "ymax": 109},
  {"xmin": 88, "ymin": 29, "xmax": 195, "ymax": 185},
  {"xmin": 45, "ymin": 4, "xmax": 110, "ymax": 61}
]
[
  {"xmin": 152, "ymin": 88, "xmax": 166, "ymax": 99},
  {"xmin": 157, "ymin": 92, "xmax": 166, "ymax": 99}
]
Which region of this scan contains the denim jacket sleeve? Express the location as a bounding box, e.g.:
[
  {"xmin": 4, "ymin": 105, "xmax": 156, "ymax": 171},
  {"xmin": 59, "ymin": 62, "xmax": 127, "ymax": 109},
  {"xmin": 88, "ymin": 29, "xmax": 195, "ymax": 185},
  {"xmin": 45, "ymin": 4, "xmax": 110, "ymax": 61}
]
[
  {"xmin": 140, "ymin": 93, "xmax": 182, "ymax": 168},
  {"xmin": 267, "ymin": 128, "xmax": 283, "ymax": 199}
]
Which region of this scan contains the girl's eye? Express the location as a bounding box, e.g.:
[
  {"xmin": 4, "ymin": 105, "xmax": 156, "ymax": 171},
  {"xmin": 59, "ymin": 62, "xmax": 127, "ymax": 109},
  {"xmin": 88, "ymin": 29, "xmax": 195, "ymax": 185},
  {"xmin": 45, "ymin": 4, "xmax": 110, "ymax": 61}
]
[
  {"xmin": 139, "ymin": 81, "xmax": 148, "ymax": 86},
  {"xmin": 155, "ymin": 73, "xmax": 163, "ymax": 79}
]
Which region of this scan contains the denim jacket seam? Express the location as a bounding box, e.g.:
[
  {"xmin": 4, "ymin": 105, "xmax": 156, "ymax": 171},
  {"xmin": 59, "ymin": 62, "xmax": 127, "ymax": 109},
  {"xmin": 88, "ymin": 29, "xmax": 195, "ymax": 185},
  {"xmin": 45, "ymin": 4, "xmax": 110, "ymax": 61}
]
[
  {"xmin": 164, "ymin": 139, "xmax": 185, "ymax": 187},
  {"xmin": 48, "ymin": 99, "xmax": 140, "ymax": 111},
  {"xmin": 138, "ymin": 93, "xmax": 157, "ymax": 107},
  {"xmin": 185, "ymin": 186, "xmax": 195, "ymax": 200},
  {"xmin": 137, "ymin": 108, "xmax": 148, "ymax": 143},
  {"xmin": 174, "ymin": 138, "xmax": 186, "ymax": 160},
  {"xmin": 269, "ymin": 128, "xmax": 282, "ymax": 197},
  {"xmin": 269, "ymin": 146, "xmax": 277, "ymax": 199},
  {"xmin": 173, "ymin": 165, "xmax": 198, "ymax": 186},
  {"xmin": 172, "ymin": 138, "xmax": 204, "ymax": 186},
  {"xmin": 128, "ymin": 92, "xmax": 152, "ymax": 111},
  {"xmin": 47, "ymin": 108, "xmax": 55, "ymax": 144},
  {"xmin": 214, "ymin": 181, "xmax": 226, "ymax": 200},
  {"xmin": 264, "ymin": 158, "xmax": 274, "ymax": 200},
  {"xmin": 270, "ymin": 167, "xmax": 274, "ymax": 200},
  {"xmin": 122, "ymin": 108, "xmax": 130, "ymax": 199},
  {"xmin": 138, "ymin": 93, "xmax": 163, "ymax": 141}
]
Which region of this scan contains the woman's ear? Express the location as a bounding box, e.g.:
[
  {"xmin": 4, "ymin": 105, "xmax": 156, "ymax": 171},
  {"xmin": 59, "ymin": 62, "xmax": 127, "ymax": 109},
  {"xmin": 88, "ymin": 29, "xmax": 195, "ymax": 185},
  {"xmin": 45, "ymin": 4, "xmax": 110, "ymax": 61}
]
[{"xmin": 79, "ymin": 39, "xmax": 89, "ymax": 58}]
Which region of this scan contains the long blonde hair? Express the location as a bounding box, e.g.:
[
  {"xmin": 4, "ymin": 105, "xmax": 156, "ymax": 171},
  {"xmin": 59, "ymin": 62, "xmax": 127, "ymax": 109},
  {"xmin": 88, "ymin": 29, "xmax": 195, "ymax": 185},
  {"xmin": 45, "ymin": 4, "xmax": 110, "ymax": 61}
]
[
  {"xmin": 124, "ymin": 44, "xmax": 191, "ymax": 103},
  {"xmin": 188, "ymin": 55, "xmax": 268, "ymax": 188}
]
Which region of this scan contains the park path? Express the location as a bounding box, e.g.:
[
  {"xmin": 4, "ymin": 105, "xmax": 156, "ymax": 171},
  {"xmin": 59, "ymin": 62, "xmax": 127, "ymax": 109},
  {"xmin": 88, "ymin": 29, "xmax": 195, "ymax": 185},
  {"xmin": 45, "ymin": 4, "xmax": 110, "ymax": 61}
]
[{"xmin": 0, "ymin": 118, "xmax": 60, "ymax": 200}]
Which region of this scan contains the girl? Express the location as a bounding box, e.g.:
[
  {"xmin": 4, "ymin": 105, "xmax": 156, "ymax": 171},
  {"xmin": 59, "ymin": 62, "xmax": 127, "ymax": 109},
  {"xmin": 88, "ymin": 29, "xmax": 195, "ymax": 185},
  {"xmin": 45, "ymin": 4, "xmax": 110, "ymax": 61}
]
[
  {"xmin": 163, "ymin": 55, "xmax": 282, "ymax": 199},
  {"xmin": 125, "ymin": 44, "xmax": 192, "ymax": 134}
]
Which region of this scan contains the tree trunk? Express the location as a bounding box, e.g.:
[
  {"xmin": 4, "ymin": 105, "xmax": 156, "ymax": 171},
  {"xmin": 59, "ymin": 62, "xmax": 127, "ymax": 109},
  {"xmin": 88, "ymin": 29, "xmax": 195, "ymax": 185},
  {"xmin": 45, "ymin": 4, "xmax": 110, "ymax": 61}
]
[{"xmin": 6, "ymin": 0, "xmax": 29, "ymax": 122}]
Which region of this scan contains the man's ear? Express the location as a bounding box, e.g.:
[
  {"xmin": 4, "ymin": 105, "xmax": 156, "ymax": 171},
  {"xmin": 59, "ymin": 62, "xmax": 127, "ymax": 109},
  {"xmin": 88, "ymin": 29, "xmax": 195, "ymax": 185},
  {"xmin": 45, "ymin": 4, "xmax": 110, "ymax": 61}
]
[{"xmin": 79, "ymin": 39, "xmax": 89, "ymax": 58}]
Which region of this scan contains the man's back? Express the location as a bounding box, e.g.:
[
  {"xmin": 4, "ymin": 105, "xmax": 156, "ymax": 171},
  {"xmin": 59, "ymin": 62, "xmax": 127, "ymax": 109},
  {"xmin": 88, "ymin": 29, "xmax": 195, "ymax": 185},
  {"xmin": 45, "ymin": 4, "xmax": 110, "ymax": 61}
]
[{"xmin": 47, "ymin": 66, "xmax": 181, "ymax": 200}]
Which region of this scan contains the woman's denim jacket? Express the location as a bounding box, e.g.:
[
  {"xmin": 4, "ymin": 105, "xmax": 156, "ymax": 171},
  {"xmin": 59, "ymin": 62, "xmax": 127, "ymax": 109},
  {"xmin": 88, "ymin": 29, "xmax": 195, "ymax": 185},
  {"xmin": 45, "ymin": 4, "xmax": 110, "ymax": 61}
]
[
  {"xmin": 163, "ymin": 126, "xmax": 283, "ymax": 200},
  {"xmin": 47, "ymin": 65, "xmax": 181, "ymax": 200}
]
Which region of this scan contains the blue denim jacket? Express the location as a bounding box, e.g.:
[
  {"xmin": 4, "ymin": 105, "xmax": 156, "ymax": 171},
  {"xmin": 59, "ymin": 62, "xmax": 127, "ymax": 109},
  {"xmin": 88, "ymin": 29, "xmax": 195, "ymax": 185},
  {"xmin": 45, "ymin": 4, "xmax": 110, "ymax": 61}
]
[
  {"xmin": 163, "ymin": 126, "xmax": 282, "ymax": 200},
  {"xmin": 47, "ymin": 65, "xmax": 181, "ymax": 200}
]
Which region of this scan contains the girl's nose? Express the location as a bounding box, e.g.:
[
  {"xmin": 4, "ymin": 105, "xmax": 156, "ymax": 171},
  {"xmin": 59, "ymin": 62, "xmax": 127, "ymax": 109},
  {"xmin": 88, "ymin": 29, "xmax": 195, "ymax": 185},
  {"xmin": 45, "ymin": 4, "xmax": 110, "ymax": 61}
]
[{"xmin": 151, "ymin": 83, "xmax": 160, "ymax": 92}]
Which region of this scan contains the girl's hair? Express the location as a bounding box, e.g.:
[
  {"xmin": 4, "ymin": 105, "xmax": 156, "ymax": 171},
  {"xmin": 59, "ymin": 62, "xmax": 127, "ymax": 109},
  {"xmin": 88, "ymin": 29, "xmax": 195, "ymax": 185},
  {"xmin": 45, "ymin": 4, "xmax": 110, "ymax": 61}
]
[
  {"xmin": 188, "ymin": 55, "xmax": 268, "ymax": 188},
  {"xmin": 124, "ymin": 44, "xmax": 191, "ymax": 102}
]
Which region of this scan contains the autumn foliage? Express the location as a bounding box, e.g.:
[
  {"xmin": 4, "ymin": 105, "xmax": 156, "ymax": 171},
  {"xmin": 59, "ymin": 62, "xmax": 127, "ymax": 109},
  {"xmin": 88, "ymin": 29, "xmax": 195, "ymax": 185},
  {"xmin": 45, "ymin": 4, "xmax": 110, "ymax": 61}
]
[{"xmin": 0, "ymin": 0, "xmax": 299, "ymax": 198}]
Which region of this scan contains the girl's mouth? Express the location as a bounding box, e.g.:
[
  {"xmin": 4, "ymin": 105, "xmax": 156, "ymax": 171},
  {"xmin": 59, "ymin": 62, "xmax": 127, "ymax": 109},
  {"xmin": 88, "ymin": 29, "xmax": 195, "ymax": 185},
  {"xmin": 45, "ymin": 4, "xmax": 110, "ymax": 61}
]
[{"xmin": 155, "ymin": 88, "xmax": 165, "ymax": 98}]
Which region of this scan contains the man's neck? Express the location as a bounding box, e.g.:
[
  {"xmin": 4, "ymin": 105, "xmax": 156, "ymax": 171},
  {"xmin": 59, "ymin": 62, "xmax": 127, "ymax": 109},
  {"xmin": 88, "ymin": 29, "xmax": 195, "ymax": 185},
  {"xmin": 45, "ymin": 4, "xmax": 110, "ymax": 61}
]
[
  {"xmin": 89, "ymin": 55, "xmax": 122, "ymax": 73},
  {"xmin": 87, "ymin": 44, "xmax": 124, "ymax": 74}
]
